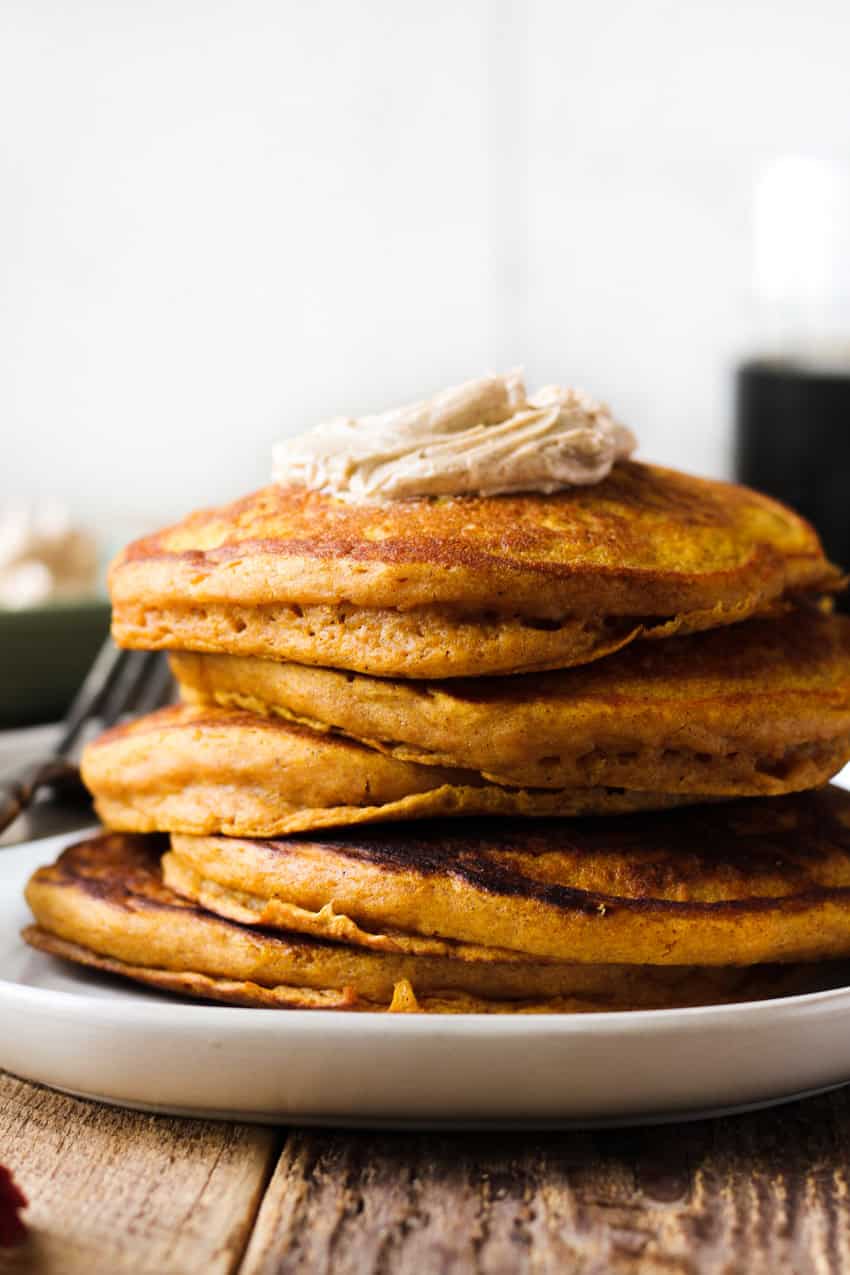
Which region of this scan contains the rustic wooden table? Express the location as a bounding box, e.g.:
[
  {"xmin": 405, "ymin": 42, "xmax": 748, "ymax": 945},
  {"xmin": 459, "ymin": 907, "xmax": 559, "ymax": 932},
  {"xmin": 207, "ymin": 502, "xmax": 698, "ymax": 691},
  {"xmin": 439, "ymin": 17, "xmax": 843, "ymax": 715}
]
[{"xmin": 1, "ymin": 1072, "xmax": 849, "ymax": 1274}]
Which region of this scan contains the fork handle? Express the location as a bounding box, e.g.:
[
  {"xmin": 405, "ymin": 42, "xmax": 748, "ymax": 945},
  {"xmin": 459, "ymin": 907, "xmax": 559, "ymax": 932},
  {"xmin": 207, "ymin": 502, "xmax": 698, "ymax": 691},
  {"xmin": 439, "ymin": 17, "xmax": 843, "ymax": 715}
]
[{"xmin": 0, "ymin": 758, "xmax": 82, "ymax": 834}]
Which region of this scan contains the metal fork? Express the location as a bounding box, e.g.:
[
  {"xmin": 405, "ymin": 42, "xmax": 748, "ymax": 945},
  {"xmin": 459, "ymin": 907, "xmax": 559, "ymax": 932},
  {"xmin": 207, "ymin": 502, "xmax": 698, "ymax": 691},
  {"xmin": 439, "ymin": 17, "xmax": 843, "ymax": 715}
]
[{"xmin": 0, "ymin": 641, "xmax": 173, "ymax": 835}]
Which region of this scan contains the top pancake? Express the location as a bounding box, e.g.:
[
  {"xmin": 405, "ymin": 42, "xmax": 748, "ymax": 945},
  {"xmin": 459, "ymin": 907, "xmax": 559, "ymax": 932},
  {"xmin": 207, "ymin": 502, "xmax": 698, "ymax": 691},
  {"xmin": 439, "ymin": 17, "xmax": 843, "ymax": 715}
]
[{"xmin": 109, "ymin": 462, "xmax": 842, "ymax": 677}]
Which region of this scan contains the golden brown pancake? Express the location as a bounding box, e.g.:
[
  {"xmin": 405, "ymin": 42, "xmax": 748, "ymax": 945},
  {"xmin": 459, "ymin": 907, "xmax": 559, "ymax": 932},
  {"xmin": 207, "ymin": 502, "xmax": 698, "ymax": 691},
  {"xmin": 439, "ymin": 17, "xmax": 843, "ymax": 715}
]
[
  {"xmin": 80, "ymin": 703, "xmax": 704, "ymax": 837},
  {"xmin": 23, "ymin": 834, "xmax": 845, "ymax": 1012},
  {"xmin": 109, "ymin": 463, "xmax": 842, "ymax": 677},
  {"xmin": 172, "ymin": 612, "xmax": 850, "ymax": 796},
  {"xmin": 169, "ymin": 787, "xmax": 850, "ymax": 966}
]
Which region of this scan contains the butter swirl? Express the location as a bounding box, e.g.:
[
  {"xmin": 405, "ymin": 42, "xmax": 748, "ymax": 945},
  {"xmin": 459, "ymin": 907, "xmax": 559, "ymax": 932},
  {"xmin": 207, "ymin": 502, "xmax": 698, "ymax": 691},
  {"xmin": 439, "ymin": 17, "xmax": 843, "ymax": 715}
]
[{"xmin": 272, "ymin": 371, "xmax": 636, "ymax": 502}]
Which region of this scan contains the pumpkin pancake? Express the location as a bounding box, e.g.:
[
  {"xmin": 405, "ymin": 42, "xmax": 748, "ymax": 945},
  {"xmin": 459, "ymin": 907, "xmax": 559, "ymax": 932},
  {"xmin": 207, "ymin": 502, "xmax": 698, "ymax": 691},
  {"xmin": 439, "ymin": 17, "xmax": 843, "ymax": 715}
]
[
  {"xmin": 23, "ymin": 834, "xmax": 846, "ymax": 1012},
  {"xmin": 169, "ymin": 787, "xmax": 850, "ymax": 966},
  {"xmin": 109, "ymin": 462, "xmax": 842, "ymax": 678},
  {"xmin": 80, "ymin": 703, "xmax": 704, "ymax": 838},
  {"xmin": 172, "ymin": 612, "xmax": 850, "ymax": 796}
]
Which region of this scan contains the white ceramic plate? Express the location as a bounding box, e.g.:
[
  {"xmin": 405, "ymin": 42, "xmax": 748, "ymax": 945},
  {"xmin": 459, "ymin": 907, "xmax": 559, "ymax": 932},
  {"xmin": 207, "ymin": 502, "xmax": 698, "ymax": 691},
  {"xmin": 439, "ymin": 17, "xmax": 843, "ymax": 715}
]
[{"xmin": 3, "ymin": 820, "xmax": 850, "ymax": 1128}]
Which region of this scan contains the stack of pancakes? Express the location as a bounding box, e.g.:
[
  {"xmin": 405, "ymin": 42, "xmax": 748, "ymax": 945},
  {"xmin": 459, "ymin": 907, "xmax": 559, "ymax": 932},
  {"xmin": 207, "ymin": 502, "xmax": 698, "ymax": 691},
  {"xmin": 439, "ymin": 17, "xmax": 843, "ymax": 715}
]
[{"xmin": 25, "ymin": 460, "xmax": 850, "ymax": 1012}]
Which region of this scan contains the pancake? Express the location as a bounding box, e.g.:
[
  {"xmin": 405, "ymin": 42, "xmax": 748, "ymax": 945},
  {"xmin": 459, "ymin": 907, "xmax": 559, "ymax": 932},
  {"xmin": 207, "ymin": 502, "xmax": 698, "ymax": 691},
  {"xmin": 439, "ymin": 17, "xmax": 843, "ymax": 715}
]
[
  {"xmin": 109, "ymin": 462, "xmax": 842, "ymax": 678},
  {"xmin": 171, "ymin": 612, "xmax": 850, "ymax": 796},
  {"xmin": 23, "ymin": 833, "xmax": 846, "ymax": 1012},
  {"xmin": 169, "ymin": 787, "xmax": 850, "ymax": 966},
  {"xmin": 80, "ymin": 703, "xmax": 704, "ymax": 837}
]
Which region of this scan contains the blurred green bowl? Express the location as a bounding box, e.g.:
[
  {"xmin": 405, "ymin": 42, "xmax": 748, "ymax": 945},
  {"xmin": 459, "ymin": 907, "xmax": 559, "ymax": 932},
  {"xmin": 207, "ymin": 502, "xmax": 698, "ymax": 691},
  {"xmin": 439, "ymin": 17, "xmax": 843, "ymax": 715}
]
[{"xmin": 0, "ymin": 598, "xmax": 111, "ymax": 728}]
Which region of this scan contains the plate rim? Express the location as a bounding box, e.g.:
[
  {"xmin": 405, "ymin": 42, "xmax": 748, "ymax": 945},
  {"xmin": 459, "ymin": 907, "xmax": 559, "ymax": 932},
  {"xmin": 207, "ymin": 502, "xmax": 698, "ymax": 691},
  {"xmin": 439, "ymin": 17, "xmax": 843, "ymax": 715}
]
[{"xmin": 6, "ymin": 821, "xmax": 850, "ymax": 1124}]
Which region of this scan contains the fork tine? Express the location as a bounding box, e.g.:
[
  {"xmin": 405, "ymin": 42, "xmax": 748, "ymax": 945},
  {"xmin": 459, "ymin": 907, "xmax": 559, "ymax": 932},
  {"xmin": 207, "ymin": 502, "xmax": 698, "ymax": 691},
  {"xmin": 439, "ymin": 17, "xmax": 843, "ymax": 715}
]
[
  {"xmin": 130, "ymin": 653, "xmax": 174, "ymax": 716},
  {"xmin": 98, "ymin": 649, "xmax": 160, "ymax": 731},
  {"xmin": 56, "ymin": 639, "xmax": 129, "ymax": 757}
]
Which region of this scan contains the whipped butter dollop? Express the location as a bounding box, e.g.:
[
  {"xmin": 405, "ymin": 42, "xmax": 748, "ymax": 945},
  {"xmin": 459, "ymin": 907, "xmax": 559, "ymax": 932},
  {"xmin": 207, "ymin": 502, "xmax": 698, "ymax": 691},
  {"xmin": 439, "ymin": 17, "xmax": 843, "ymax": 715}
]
[{"xmin": 272, "ymin": 371, "xmax": 637, "ymax": 502}]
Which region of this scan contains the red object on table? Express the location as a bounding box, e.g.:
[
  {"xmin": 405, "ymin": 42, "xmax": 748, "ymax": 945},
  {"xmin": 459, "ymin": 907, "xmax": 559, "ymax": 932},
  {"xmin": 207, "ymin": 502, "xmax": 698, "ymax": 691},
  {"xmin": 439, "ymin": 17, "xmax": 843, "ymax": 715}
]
[{"xmin": 0, "ymin": 1164, "xmax": 28, "ymax": 1246}]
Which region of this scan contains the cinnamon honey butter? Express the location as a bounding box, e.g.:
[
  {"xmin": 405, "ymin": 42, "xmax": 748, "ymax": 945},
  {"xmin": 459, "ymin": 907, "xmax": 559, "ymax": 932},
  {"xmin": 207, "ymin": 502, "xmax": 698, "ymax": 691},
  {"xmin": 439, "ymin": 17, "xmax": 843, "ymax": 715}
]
[{"xmin": 272, "ymin": 371, "xmax": 637, "ymax": 502}]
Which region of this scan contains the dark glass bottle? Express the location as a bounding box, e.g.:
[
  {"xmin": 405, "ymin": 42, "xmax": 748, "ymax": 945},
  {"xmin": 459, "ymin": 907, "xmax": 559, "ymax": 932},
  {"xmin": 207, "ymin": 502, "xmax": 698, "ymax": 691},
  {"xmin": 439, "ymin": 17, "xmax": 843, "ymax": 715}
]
[{"xmin": 735, "ymin": 357, "xmax": 850, "ymax": 609}]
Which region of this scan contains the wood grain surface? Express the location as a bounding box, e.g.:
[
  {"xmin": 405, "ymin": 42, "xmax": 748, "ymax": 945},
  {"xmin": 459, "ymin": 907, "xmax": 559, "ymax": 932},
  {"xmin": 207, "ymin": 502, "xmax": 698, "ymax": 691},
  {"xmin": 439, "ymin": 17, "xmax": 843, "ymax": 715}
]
[
  {"xmin": 2, "ymin": 1073, "xmax": 850, "ymax": 1274},
  {"xmin": 0, "ymin": 1074, "xmax": 278, "ymax": 1275}
]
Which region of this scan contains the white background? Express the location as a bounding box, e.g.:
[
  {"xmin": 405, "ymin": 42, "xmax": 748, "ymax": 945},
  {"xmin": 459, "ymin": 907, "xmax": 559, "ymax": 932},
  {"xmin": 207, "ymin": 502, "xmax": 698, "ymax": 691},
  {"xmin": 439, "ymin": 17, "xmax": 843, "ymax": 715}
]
[{"xmin": 2, "ymin": 0, "xmax": 850, "ymax": 531}]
